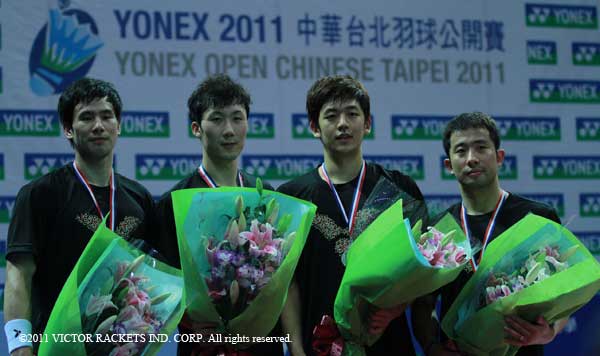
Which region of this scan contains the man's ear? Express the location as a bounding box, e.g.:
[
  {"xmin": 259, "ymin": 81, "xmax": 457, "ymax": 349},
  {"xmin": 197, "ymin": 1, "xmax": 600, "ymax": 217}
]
[
  {"xmin": 64, "ymin": 126, "xmax": 73, "ymax": 139},
  {"xmin": 364, "ymin": 115, "xmax": 372, "ymax": 134},
  {"xmin": 443, "ymin": 158, "xmax": 454, "ymax": 175},
  {"xmin": 310, "ymin": 119, "xmax": 321, "ymax": 138},
  {"xmin": 496, "ymin": 149, "xmax": 505, "ymax": 165},
  {"xmin": 191, "ymin": 121, "xmax": 202, "ymax": 138}
]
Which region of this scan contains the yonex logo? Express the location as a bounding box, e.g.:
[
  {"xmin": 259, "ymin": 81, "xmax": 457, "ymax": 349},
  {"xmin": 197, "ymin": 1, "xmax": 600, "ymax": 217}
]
[
  {"xmin": 247, "ymin": 113, "xmax": 275, "ymax": 139},
  {"xmin": 576, "ymin": 118, "xmax": 600, "ymax": 140},
  {"xmin": 534, "ymin": 158, "xmax": 559, "ymax": 177},
  {"xmin": 391, "ymin": 116, "xmax": 452, "ymax": 140},
  {"xmin": 24, "ymin": 153, "xmax": 74, "ymax": 180},
  {"xmin": 242, "ymin": 155, "xmax": 321, "ymax": 180},
  {"xmin": 244, "ymin": 157, "xmax": 274, "ymax": 177},
  {"xmin": 534, "ymin": 156, "xmax": 600, "ymax": 179},
  {"xmin": 526, "ymin": 4, "xmax": 598, "ymax": 29},
  {"xmin": 499, "ymin": 156, "xmax": 518, "ymax": 179},
  {"xmin": 120, "ymin": 111, "xmax": 169, "ymax": 137},
  {"xmin": 0, "ymin": 110, "xmax": 60, "ymax": 136},
  {"xmin": 135, "ymin": 154, "xmax": 201, "ymax": 180},
  {"xmin": 394, "ymin": 119, "xmax": 418, "ymax": 136},
  {"xmin": 291, "ymin": 114, "xmax": 312, "ymax": 139},
  {"xmin": 580, "ymin": 194, "xmax": 600, "ymax": 217},
  {"xmin": 365, "ymin": 155, "xmax": 424, "ymax": 180},
  {"xmin": 573, "ymin": 43, "xmax": 600, "ymax": 65},
  {"xmin": 527, "ymin": 5, "xmax": 551, "ymax": 25},
  {"xmin": 496, "ymin": 120, "xmax": 512, "ymax": 137},
  {"xmin": 531, "ymin": 82, "xmax": 555, "ymax": 100},
  {"xmin": 495, "ymin": 117, "xmax": 560, "ymax": 140},
  {"xmin": 138, "ymin": 158, "xmax": 166, "ymax": 177},
  {"xmin": 530, "ymin": 80, "xmax": 600, "ymax": 103},
  {"xmin": 527, "ymin": 41, "xmax": 557, "ymax": 65}
]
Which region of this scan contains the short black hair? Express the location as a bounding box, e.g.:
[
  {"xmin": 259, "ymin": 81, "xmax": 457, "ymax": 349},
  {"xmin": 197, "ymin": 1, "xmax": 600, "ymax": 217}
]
[
  {"xmin": 306, "ymin": 75, "xmax": 370, "ymax": 128},
  {"xmin": 443, "ymin": 111, "xmax": 501, "ymax": 156},
  {"xmin": 58, "ymin": 77, "xmax": 122, "ymax": 130},
  {"xmin": 188, "ymin": 74, "xmax": 251, "ymax": 124}
]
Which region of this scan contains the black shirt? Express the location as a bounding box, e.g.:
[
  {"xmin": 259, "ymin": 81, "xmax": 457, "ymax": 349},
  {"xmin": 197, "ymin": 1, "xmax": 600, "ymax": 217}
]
[
  {"xmin": 154, "ymin": 169, "xmax": 280, "ymax": 356},
  {"xmin": 277, "ymin": 162, "xmax": 427, "ymax": 356},
  {"xmin": 439, "ymin": 193, "xmax": 561, "ymax": 356},
  {"xmin": 6, "ymin": 163, "xmax": 156, "ymax": 342}
]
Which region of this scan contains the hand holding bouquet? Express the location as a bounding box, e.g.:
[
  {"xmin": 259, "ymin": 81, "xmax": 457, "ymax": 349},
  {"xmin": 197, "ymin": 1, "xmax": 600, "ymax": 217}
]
[
  {"xmin": 442, "ymin": 214, "xmax": 600, "ymax": 356},
  {"xmin": 331, "ymin": 200, "xmax": 470, "ymax": 355}
]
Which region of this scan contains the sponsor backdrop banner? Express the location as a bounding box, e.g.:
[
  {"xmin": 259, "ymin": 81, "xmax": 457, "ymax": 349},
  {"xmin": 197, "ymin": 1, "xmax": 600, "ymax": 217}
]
[{"xmin": 0, "ymin": 0, "xmax": 599, "ymax": 354}]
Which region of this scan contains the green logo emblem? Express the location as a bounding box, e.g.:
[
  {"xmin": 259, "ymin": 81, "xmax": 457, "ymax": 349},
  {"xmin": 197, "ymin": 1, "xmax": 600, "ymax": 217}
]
[
  {"xmin": 120, "ymin": 112, "xmax": 169, "ymax": 138},
  {"xmin": 534, "ymin": 156, "xmax": 600, "ymax": 179},
  {"xmin": 0, "ymin": 111, "xmax": 60, "ymax": 136}
]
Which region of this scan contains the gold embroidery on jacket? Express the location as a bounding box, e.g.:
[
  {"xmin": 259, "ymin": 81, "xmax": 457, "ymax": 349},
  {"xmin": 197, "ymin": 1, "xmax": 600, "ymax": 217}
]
[
  {"xmin": 312, "ymin": 208, "xmax": 377, "ymax": 256},
  {"xmin": 76, "ymin": 213, "xmax": 141, "ymax": 238}
]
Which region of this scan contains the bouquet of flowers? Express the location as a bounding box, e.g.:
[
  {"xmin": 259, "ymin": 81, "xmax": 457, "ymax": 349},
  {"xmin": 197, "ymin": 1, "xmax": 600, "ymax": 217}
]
[
  {"xmin": 484, "ymin": 245, "xmax": 576, "ymax": 305},
  {"xmin": 442, "ymin": 213, "xmax": 600, "ymax": 356},
  {"xmin": 203, "ymin": 190, "xmax": 296, "ymax": 322},
  {"xmin": 171, "ymin": 180, "xmax": 316, "ymax": 341},
  {"xmin": 329, "ymin": 179, "xmax": 470, "ymax": 355},
  {"xmin": 39, "ymin": 220, "xmax": 184, "ymax": 356}
]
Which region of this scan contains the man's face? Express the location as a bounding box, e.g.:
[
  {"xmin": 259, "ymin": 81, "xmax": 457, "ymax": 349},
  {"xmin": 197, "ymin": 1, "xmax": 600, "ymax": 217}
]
[
  {"xmin": 444, "ymin": 128, "xmax": 505, "ymax": 189},
  {"xmin": 64, "ymin": 97, "xmax": 120, "ymax": 160},
  {"xmin": 311, "ymin": 99, "xmax": 371, "ymax": 156},
  {"xmin": 192, "ymin": 104, "xmax": 248, "ymax": 163}
]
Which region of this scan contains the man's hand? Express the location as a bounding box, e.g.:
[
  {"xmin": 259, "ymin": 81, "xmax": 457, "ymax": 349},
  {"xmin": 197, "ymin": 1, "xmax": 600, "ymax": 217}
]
[
  {"xmin": 368, "ymin": 303, "xmax": 407, "ymax": 335},
  {"xmin": 281, "ymin": 281, "xmax": 306, "ymax": 356},
  {"xmin": 504, "ymin": 315, "xmax": 556, "ymax": 346}
]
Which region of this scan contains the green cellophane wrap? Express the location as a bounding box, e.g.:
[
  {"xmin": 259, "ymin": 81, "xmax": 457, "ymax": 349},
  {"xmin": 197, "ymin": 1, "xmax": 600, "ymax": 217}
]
[
  {"xmin": 171, "ymin": 187, "xmax": 316, "ymax": 338},
  {"xmin": 39, "ymin": 220, "xmax": 185, "ymax": 356},
  {"xmin": 333, "ymin": 200, "xmax": 470, "ymax": 355},
  {"xmin": 441, "ymin": 213, "xmax": 600, "ymax": 356}
]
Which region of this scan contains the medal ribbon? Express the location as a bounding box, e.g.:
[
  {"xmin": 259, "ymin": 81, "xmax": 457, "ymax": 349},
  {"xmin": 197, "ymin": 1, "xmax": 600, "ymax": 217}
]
[
  {"xmin": 198, "ymin": 164, "xmax": 244, "ymax": 188},
  {"xmin": 461, "ymin": 190, "xmax": 508, "ymax": 271},
  {"xmin": 319, "ymin": 160, "xmax": 366, "ymax": 236},
  {"xmin": 72, "ymin": 161, "xmax": 116, "ymax": 230}
]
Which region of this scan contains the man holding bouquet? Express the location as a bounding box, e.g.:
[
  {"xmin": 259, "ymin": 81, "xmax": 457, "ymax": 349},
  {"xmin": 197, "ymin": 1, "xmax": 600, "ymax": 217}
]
[
  {"xmin": 421, "ymin": 112, "xmax": 567, "ymax": 356},
  {"xmin": 154, "ymin": 74, "xmax": 280, "ymax": 356},
  {"xmin": 278, "ymin": 75, "xmax": 428, "ymax": 355},
  {"xmin": 4, "ymin": 78, "xmax": 156, "ymax": 356}
]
